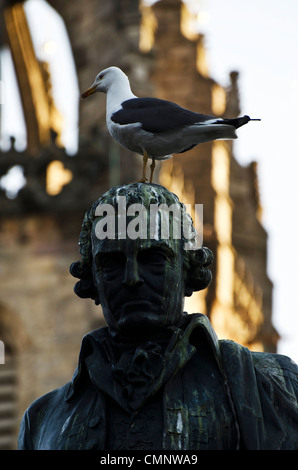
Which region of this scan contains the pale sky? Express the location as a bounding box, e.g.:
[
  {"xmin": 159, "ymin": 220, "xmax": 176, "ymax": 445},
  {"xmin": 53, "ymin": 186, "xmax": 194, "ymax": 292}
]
[{"xmin": 1, "ymin": 0, "xmax": 297, "ymax": 362}]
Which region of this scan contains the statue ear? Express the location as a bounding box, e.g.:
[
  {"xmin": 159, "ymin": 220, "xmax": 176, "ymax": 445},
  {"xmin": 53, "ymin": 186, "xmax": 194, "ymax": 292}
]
[
  {"xmin": 184, "ymin": 280, "xmax": 194, "ymax": 297},
  {"xmin": 69, "ymin": 261, "xmax": 100, "ymax": 305},
  {"xmin": 184, "ymin": 285, "xmax": 193, "ymax": 297},
  {"xmin": 184, "ymin": 247, "xmax": 213, "ymax": 296}
]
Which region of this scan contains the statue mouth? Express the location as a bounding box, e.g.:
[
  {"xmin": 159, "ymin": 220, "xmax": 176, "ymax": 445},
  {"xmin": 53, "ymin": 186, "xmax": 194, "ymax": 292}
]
[{"xmin": 122, "ymin": 299, "xmax": 157, "ymax": 313}]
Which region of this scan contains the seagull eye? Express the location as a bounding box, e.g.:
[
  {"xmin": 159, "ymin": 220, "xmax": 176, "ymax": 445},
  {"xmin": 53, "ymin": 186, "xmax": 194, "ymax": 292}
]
[{"xmin": 99, "ymin": 74, "xmax": 104, "ymax": 80}]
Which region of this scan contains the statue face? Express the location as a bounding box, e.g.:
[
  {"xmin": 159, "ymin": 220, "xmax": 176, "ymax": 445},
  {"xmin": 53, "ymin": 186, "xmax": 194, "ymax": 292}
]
[{"xmin": 91, "ymin": 224, "xmax": 185, "ymax": 339}]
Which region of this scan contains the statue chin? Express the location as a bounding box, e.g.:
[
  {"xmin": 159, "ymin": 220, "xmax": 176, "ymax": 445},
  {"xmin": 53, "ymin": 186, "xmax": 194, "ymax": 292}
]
[
  {"xmin": 107, "ymin": 298, "xmax": 184, "ymax": 341},
  {"xmin": 115, "ymin": 307, "xmax": 168, "ymax": 340}
]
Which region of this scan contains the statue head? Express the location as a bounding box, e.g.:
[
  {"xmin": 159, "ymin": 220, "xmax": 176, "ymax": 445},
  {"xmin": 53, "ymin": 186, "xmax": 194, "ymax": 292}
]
[{"xmin": 70, "ymin": 183, "xmax": 213, "ymax": 340}]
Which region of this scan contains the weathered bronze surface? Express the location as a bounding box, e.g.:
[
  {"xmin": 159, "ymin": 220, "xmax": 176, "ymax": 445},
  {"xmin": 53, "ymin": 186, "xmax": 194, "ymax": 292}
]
[{"xmin": 18, "ymin": 184, "xmax": 298, "ymax": 450}]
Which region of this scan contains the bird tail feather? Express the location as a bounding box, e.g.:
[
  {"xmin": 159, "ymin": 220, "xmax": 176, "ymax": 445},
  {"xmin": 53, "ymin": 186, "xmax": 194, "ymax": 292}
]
[{"xmin": 220, "ymin": 115, "xmax": 261, "ymax": 129}]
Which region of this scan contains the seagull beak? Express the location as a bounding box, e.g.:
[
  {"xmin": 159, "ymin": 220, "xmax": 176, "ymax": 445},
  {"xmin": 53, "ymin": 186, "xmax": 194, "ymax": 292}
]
[{"xmin": 81, "ymin": 84, "xmax": 97, "ymax": 99}]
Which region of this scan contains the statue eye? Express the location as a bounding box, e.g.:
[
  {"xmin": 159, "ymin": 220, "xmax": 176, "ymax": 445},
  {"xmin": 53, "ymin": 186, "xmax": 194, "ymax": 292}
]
[
  {"xmin": 100, "ymin": 252, "xmax": 125, "ymax": 271},
  {"xmin": 138, "ymin": 248, "xmax": 168, "ymax": 266}
]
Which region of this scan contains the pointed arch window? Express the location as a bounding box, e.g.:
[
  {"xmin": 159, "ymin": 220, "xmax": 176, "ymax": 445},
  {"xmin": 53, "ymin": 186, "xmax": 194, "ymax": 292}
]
[{"xmin": 0, "ymin": 0, "xmax": 79, "ymax": 155}]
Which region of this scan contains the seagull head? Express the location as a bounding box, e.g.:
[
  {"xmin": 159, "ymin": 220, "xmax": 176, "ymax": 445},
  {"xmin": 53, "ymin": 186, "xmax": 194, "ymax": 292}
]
[{"xmin": 81, "ymin": 66, "xmax": 129, "ymax": 98}]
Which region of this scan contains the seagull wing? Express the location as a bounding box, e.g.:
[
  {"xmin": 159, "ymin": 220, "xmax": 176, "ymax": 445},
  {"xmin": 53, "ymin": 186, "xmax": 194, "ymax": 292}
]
[{"xmin": 111, "ymin": 98, "xmax": 216, "ymax": 133}]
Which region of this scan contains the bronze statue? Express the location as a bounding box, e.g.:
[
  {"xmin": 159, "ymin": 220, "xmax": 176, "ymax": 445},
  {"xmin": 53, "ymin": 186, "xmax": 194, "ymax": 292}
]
[{"xmin": 18, "ymin": 183, "xmax": 298, "ymax": 450}]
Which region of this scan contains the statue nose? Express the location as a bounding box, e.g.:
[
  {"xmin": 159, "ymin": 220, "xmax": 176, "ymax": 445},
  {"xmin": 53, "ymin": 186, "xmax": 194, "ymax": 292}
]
[{"xmin": 122, "ymin": 258, "xmax": 144, "ymax": 287}]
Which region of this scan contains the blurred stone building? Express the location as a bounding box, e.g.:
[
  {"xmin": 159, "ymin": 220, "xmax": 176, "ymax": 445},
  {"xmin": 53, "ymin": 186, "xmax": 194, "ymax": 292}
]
[{"xmin": 0, "ymin": 0, "xmax": 277, "ymax": 449}]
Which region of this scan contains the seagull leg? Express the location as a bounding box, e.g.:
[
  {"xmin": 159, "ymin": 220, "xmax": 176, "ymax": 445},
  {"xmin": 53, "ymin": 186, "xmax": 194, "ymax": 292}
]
[
  {"xmin": 149, "ymin": 158, "xmax": 155, "ymax": 183},
  {"xmin": 139, "ymin": 151, "xmax": 148, "ymax": 183}
]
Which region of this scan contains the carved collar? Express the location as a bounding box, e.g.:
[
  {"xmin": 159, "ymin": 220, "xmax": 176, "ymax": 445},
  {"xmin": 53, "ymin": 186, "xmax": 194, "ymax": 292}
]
[{"xmin": 65, "ymin": 313, "xmax": 222, "ymax": 410}]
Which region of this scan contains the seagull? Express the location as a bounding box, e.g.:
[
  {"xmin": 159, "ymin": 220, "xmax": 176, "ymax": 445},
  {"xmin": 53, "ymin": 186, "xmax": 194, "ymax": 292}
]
[{"xmin": 81, "ymin": 66, "xmax": 260, "ymax": 183}]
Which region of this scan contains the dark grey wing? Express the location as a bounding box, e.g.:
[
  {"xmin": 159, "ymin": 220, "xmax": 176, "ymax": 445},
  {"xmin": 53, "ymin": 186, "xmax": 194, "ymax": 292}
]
[{"xmin": 111, "ymin": 98, "xmax": 216, "ymax": 133}]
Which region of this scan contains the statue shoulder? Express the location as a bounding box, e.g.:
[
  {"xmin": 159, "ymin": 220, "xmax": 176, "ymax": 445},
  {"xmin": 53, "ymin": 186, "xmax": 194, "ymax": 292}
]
[
  {"xmin": 220, "ymin": 338, "xmax": 298, "ymax": 380},
  {"xmin": 251, "ymin": 350, "xmax": 298, "ymax": 379},
  {"xmin": 18, "ymin": 383, "xmax": 71, "ymax": 449},
  {"xmin": 219, "ymin": 339, "xmax": 298, "ymax": 449},
  {"xmin": 27, "ymin": 383, "xmax": 70, "ymax": 415}
]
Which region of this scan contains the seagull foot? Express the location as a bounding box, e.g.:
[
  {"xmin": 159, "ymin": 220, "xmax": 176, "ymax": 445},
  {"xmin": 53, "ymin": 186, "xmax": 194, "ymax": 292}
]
[{"xmin": 149, "ymin": 158, "xmax": 155, "ymax": 184}]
